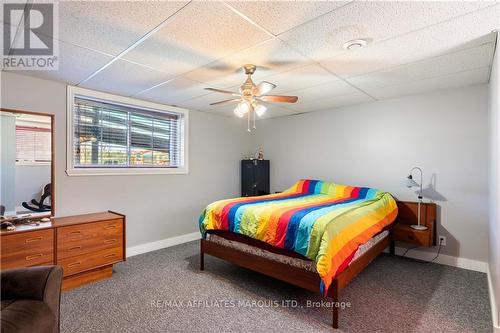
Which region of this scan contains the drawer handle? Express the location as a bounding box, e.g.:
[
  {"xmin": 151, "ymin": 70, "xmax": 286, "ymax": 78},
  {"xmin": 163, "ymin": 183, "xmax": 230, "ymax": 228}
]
[
  {"xmin": 67, "ymin": 262, "xmax": 81, "ymax": 268},
  {"xmin": 68, "ymin": 246, "xmax": 82, "ymax": 251},
  {"xmin": 25, "ymin": 254, "xmax": 43, "ymax": 261},
  {"xmin": 25, "ymin": 237, "xmax": 42, "ymax": 243},
  {"xmin": 70, "ymin": 231, "xmax": 81, "ymax": 235},
  {"xmin": 104, "ymin": 225, "xmax": 116, "ymax": 230},
  {"xmin": 104, "ymin": 253, "xmax": 116, "ymax": 259},
  {"xmin": 104, "ymin": 239, "xmax": 117, "ymax": 244}
]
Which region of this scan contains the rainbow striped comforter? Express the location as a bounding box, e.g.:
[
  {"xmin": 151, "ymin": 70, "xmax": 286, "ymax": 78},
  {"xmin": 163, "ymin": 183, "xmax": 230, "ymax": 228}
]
[{"xmin": 199, "ymin": 179, "xmax": 398, "ymax": 294}]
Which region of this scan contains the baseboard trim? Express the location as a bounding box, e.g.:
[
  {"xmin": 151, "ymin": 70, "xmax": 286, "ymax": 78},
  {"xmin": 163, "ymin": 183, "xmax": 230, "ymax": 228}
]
[
  {"xmin": 126, "ymin": 232, "xmax": 201, "ymax": 258},
  {"xmin": 487, "ymin": 266, "xmax": 500, "ymax": 332},
  {"xmin": 386, "ymin": 246, "xmax": 488, "ymax": 273}
]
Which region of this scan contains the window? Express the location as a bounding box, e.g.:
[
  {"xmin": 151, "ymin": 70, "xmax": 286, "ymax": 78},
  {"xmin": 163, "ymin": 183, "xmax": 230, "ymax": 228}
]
[
  {"xmin": 16, "ymin": 126, "xmax": 51, "ymax": 164},
  {"xmin": 67, "ymin": 86, "xmax": 188, "ymax": 176}
]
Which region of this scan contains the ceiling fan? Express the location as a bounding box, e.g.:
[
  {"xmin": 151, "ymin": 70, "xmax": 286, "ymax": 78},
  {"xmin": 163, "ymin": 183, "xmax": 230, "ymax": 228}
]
[{"xmin": 205, "ymin": 64, "xmax": 298, "ymax": 131}]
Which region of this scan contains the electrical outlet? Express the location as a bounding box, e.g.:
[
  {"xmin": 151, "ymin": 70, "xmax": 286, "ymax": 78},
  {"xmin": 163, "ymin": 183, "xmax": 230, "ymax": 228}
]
[{"xmin": 438, "ymin": 236, "xmax": 446, "ymax": 246}]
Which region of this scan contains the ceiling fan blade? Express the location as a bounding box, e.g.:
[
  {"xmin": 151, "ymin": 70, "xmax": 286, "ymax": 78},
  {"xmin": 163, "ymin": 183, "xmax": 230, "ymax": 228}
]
[
  {"xmin": 209, "ymin": 98, "xmax": 241, "ymax": 106},
  {"xmin": 255, "ymin": 81, "xmax": 276, "ymax": 96},
  {"xmin": 204, "ymin": 87, "xmax": 240, "ymax": 96},
  {"xmin": 259, "ymin": 95, "xmax": 298, "ymax": 103}
]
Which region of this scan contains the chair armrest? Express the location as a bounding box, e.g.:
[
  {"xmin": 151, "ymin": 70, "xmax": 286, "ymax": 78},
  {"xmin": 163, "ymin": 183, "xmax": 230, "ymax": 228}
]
[{"xmin": 1, "ymin": 266, "xmax": 62, "ymax": 312}]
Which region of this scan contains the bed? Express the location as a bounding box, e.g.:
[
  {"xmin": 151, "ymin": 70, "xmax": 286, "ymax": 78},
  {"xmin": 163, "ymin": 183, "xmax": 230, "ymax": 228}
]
[{"xmin": 199, "ymin": 179, "xmax": 398, "ymax": 328}]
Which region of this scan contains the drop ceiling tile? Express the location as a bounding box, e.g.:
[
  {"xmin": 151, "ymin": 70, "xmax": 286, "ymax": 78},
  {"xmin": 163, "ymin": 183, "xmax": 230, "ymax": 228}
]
[
  {"xmin": 55, "ymin": 1, "xmax": 189, "ymax": 56},
  {"xmin": 321, "ymin": 7, "xmax": 500, "ymax": 78},
  {"xmin": 286, "ymin": 92, "xmax": 372, "ymax": 113},
  {"xmin": 136, "ymin": 77, "xmax": 209, "ymax": 106},
  {"xmin": 260, "ymin": 64, "xmax": 338, "ymax": 95},
  {"xmin": 123, "ymin": 1, "xmax": 271, "ymax": 76},
  {"xmin": 226, "ymin": 39, "xmax": 312, "ymax": 76},
  {"xmin": 286, "ymin": 77, "xmax": 362, "ymax": 105},
  {"xmin": 183, "ymin": 39, "xmax": 311, "ymax": 88},
  {"xmin": 347, "ymin": 43, "xmax": 494, "ymax": 90},
  {"xmin": 280, "ymin": 1, "xmax": 495, "ymax": 61},
  {"xmin": 228, "ymin": 1, "xmax": 349, "ymax": 35},
  {"xmin": 366, "ymin": 67, "xmax": 491, "ymax": 100},
  {"xmin": 80, "ymin": 59, "xmax": 171, "ymax": 97},
  {"xmin": 5, "ymin": 40, "xmax": 113, "ymax": 85},
  {"xmin": 181, "ymin": 60, "xmax": 248, "ymax": 89},
  {"xmin": 178, "ymin": 92, "xmax": 239, "ymax": 112}
]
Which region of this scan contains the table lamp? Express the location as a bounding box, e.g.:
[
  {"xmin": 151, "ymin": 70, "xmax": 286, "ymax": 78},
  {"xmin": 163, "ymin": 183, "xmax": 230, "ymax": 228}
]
[{"xmin": 403, "ymin": 167, "xmax": 428, "ymax": 231}]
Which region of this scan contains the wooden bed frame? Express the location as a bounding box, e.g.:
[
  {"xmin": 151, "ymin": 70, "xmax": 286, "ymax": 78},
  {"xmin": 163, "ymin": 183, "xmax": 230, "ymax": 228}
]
[
  {"xmin": 199, "ymin": 200, "xmax": 434, "ymax": 329},
  {"xmin": 200, "ymin": 229, "xmax": 391, "ymax": 329}
]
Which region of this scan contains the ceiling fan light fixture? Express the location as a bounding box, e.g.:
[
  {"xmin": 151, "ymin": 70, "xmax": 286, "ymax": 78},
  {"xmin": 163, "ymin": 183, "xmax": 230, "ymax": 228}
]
[
  {"xmin": 343, "ymin": 39, "xmax": 368, "ymax": 50},
  {"xmin": 205, "ymin": 64, "xmax": 298, "ymax": 131},
  {"xmin": 234, "ymin": 101, "xmax": 249, "ymax": 118},
  {"xmin": 254, "ymin": 104, "xmax": 267, "ymax": 117}
]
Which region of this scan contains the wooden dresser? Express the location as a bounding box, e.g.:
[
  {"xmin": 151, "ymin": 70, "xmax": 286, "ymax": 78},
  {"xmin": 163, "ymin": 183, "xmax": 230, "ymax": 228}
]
[{"xmin": 0, "ymin": 211, "xmax": 125, "ymax": 290}]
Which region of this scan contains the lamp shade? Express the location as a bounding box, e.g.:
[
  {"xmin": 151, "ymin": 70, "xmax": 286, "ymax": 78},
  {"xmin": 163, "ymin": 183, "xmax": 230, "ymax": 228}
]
[
  {"xmin": 234, "ymin": 101, "xmax": 249, "ymax": 118},
  {"xmin": 254, "ymin": 104, "xmax": 267, "ymax": 117},
  {"xmin": 403, "ymin": 176, "xmax": 419, "ymax": 188}
]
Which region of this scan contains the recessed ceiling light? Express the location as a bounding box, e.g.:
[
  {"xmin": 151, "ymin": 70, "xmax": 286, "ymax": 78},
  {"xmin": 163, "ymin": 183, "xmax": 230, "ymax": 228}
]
[{"xmin": 343, "ymin": 39, "xmax": 368, "ymax": 50}]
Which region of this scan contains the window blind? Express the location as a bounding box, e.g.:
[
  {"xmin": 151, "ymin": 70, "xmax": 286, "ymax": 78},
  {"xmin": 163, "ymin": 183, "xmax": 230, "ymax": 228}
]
[
  {"xmin": 16, "ymin": 126, "xmax": 51, "ymax": 163},
  {"xmin": 73, "ymin": 97, "xmax": 184, "ymax": 168}
]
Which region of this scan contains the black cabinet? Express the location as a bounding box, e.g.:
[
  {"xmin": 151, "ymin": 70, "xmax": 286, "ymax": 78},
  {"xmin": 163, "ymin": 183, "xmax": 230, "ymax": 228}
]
[{"xmin": 241, "ymin": 159, "xmax": 270, "ymax": 197}]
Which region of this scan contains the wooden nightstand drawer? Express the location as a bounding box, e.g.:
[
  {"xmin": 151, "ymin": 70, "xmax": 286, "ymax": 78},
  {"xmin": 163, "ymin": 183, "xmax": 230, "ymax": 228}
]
[
  {"xmin": 392, "ymin": 224, "xmax": 432, "ymax": 247},
  {"xmin": 391, "ymin": 201, "xmax": 436, "ymax": 249},
  {"xmin": 1, "ymin": 229, "xmax": 54, "ymax": 269}
]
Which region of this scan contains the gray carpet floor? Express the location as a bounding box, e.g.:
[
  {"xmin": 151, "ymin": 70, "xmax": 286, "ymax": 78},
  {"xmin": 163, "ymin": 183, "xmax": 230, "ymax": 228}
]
[{"xmin": 61, "ymin": 241, "xmax": 492, "ymax": 333}]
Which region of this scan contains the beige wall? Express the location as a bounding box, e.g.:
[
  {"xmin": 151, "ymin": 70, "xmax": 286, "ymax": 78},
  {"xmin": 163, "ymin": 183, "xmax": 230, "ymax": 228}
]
[
  {"xmin": 1, "ymin": 72, "xmax": 252, "ymax": 247},
  {"xmin": 252, "ymin": 84, "xmax": 490, "ymax": 263}
]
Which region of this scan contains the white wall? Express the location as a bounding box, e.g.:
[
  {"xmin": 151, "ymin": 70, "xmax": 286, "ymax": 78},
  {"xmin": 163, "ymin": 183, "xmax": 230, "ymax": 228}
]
[
  {"xmin": 0, "ymin": 72, "xmax": 492, "ymax": 268},
  {"xmin": 1, "ymin": 72, "xmax": 252, "ymax": 247},
  {"xmin": 253, "ymin": 85, "xmax": 490, "ymax": 263},
  {"xmin": 489, "ymin": 33, "xmax": 500, "ymax": 330},
  {"xmin": 15, "ymin": 164, "xmax": 51, "ymax": 209},
  {"xmin": 0, "ymin": 113, "xmax": 16, "ymax": 213}
]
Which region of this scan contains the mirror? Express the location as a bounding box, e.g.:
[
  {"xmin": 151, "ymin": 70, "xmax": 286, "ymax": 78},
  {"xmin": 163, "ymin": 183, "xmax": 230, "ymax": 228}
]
[{"xmin": 0, "ymin": 109, "xmax": 54, "ymax": 218}]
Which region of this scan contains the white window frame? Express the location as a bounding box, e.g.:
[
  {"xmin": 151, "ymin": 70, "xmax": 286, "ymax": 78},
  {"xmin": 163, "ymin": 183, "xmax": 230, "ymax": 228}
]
[{"xmin": 66, "ymin": 86, "xmax": 189, "ymax": 176}]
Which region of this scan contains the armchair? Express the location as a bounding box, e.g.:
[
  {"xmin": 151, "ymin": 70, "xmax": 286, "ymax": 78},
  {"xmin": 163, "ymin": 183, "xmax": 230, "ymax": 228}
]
[{"xmin": 1, "ymin": 266, "xmax": 63, "ymax": 333}]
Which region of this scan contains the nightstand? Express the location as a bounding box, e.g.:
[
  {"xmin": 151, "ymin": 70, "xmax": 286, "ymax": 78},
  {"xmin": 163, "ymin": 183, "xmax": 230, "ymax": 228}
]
[{"xmin": 390, "ymin": 201, "xmax": 437, "ymax": 254}]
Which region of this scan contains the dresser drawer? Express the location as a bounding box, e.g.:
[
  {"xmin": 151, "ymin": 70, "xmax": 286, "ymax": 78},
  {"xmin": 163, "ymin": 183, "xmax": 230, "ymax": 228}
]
[
  {"xmin": 57, "ymin": 219, "xmax": 123, "ymax": 245},
  {"xmin": 57, "ymin": 234, "xmax": 123, "ymax": 260},
  {"xmin": 1, "ymin": 229, "xmax": 54, "ymax": 269},
  {"xmin": 58, "ymin": 246, "xmax": 123, "ymax": 276}
]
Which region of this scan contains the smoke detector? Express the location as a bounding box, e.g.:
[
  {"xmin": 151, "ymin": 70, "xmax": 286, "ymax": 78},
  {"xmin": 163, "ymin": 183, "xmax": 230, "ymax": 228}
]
[{"xmin": 343, "ymin": 39, "xmax": 368, "ymax": 50}]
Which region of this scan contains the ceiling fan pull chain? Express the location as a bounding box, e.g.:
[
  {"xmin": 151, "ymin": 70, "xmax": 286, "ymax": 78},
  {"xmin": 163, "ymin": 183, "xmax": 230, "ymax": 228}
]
[
  {"xmin": 247, "ymin": 111, "xmax": 251, "ymax": 132},
  {"xmin": 253, "ymin": 108, "xmax": 256, "ymax": 129}
]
